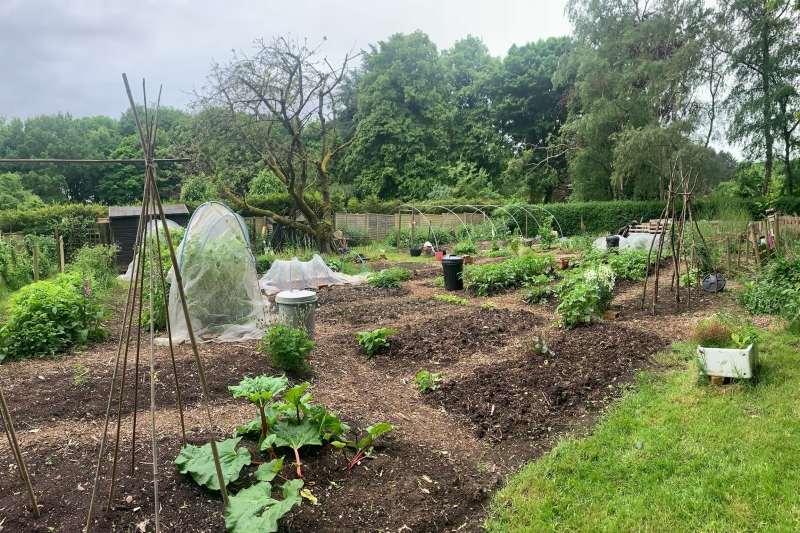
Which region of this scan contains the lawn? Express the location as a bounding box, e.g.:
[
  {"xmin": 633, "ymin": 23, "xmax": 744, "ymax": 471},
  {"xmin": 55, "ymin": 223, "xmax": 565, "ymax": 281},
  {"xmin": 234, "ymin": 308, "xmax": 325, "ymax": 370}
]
[{"xmin": 487, "ymin": 328, "xmax": 800, "ymax": 533}]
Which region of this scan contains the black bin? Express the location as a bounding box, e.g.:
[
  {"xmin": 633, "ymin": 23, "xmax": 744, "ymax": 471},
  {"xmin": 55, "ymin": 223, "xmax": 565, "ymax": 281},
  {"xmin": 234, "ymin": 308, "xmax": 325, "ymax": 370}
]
[
  {"xmin": 442, "ymin": 255, "xmax": 464, "ymax": 291},
  {"xmin": 606, "ymin": 235, "xmax": 621, "ymax": 248}
]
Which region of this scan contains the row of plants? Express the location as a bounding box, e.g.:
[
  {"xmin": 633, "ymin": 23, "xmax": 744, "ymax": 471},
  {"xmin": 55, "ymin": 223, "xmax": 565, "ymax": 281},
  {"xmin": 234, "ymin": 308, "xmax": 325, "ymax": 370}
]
[
  {"xmin": 175, "ymin": 375, "xmax": 394, "ymax": 532},
  {"xmin": 737, "ymin": 241, "xmax": 800, "ymax": 326},
  {"xmin": 0, "ymin": 244, "xmax": 119, "ymax": 361},
  {"xmin": 463, "ymin": 253, "xmax": 556, "ymax": 296}
]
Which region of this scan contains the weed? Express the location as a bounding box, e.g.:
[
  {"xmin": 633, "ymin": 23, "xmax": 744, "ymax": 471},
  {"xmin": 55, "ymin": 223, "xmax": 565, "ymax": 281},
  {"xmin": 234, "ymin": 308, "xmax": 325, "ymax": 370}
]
[
  {"xmin": 431, "ymin": 276, "xmax": 445, "ymax": 288},
  {"xmin": 72, "ymin": 363, "xmax": 89, "ymax": 387},
  {"xmin": 367, "ymin": 268, "xmax": 412, "ymax": 288},
  {"xmin": 433, "ymin": 294, "xmax": 468, "ymax": 306},
  {"xmin": 482, "ymin": 301, "xmax": 498, "ymax": 309}
]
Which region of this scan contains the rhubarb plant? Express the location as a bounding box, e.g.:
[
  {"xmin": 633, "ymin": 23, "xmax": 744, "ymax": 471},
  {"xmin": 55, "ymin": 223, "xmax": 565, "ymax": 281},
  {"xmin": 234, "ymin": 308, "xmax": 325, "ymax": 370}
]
[
  {"xmin": 174, "ymin": 437, "xmax": 251, "ymax": 491},
  {"xmin": 345, "ymin": 423, "xmax": 395, "ymax": 471},
  {"xmin": 224, "ymin": 477, "xmax": 304, "ymax": 533},
  {"xmin": 229, "ymin": 375, "xmax": 288, "ymax": 445}
]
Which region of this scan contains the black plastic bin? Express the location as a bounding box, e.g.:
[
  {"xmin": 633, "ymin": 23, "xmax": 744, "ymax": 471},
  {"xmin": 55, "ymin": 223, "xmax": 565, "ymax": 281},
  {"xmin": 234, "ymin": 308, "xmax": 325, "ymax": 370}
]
[
  {"xmin": 410, "ymin": 248, "xmax": 422, "ymax": 257},
  {"xmin": 442, "ymin": 255, "xmax": 464, "ymax": 291},
  {"xmin": 606, "ymin": 235, "xmax": 621, "ymax": 248}
]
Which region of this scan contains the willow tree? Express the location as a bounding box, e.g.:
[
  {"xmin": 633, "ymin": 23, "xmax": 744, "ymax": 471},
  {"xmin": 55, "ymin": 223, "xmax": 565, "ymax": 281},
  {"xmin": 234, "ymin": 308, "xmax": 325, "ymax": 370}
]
[{"xmin": 195, "ymin": 37, "xmax": 358, "ymax": 253}]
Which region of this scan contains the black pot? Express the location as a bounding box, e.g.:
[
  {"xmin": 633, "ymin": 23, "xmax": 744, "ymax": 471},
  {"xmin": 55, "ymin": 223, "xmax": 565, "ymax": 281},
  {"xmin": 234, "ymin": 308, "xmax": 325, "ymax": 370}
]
[{"xmin": 410, "ymin": 248, "xmax": 422, "ymax": 257}]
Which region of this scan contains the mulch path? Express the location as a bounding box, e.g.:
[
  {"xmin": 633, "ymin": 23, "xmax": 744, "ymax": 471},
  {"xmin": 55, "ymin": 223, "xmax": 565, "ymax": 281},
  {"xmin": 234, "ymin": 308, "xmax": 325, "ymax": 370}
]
[{"xmin": 0, "ymin": 254, "xmax": 735, "ymax": 533}]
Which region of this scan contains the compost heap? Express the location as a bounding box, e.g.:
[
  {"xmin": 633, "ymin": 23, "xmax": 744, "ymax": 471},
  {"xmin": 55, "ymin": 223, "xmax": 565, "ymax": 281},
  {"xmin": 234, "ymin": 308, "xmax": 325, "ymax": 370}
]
[
  {"xmin": 118, "ymin": 218, "xmax": 182, "ymax": 282},
  {"xmin": 165, "ymin": 202, "xmax": 269, "ymax": 343},
  {"xmin": 259, "ymin": 254, "xmax": 367, "ymax": 295}
]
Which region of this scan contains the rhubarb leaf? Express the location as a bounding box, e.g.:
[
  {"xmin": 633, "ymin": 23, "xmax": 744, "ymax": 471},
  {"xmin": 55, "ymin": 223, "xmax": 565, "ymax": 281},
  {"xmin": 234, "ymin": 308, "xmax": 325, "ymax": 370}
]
[
  {"xmin": 174, "ymin": 437, "xmax": 251, "ymax": 491},
  {"xmin": 357, "ymin": 423, "xmax": 395, "ymax": 449},
  {"xmin": 224, "ymin": 478, "xmax": 303, "ymax": 533},
  {"xmin": 272, "ymin": 418, "xmax": 323, "ymax": 451},
  {"xmin": 229, "ymin": 375, "xmax": 288, "ymax": 406},
  {"xmin": 254, "ymin": 457, "xmax": 284, "ymax": 482}
]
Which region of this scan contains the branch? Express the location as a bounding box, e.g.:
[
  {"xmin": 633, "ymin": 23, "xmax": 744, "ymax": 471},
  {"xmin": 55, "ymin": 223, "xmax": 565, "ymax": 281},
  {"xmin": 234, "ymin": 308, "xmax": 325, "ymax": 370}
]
[{"xmin": 217, "ymin": 178, "xmax": 314, "ymax": 234}]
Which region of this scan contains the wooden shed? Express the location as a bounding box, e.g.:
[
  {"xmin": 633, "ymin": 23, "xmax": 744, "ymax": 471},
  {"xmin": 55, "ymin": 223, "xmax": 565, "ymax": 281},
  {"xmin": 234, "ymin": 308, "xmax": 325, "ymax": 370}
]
[{"xmin": 108, "ymin": 204, "xmax": 190, "ymax": 270}]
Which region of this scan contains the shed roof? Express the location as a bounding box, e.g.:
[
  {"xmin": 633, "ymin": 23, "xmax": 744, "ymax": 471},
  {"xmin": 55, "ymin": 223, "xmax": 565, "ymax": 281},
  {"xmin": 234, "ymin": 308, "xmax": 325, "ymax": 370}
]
[{"xmin": 109, "ymin": 204, "xmax": 189, "ymax": 218}]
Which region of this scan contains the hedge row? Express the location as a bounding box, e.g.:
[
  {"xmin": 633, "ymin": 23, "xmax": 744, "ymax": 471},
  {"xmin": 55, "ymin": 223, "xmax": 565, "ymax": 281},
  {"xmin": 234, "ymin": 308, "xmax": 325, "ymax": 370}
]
[{"xmin": 0, "ymin": 204, "xmax": 107, "ymax": 235}]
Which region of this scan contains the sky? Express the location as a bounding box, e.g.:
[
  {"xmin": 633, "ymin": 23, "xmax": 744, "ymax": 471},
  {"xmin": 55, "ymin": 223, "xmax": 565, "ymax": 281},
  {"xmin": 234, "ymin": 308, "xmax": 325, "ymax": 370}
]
[{"xmin": 0, "ymin": 0, "xmax": 572, "ymax": 120}]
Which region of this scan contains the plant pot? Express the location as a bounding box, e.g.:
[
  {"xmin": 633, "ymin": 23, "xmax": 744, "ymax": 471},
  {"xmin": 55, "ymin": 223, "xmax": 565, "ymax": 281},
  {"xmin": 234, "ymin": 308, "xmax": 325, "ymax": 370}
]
[
  {"xmin": 435, "ymin": 251, "xmax": 444, "ymax": 261},
  {"xmin": 410, "ymin": 248, "xmax": 422, "ymax": 257},
  {"xmin": 696, "ymin": 343, "xmax": 757, "ymax": 379}
]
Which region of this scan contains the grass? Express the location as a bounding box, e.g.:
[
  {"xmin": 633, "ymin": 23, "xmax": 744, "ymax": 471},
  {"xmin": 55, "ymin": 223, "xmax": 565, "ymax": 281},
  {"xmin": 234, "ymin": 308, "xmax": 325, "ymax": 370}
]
[{"xmin": 487, "ymin": 328, "xmax": 800, "ymax": 533}]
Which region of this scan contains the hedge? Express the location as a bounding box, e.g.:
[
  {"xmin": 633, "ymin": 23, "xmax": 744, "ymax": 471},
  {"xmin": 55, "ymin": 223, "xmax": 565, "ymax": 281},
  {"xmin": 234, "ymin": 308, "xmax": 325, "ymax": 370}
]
[{"xmin": 0, "ymin": 204, "xmax": 107, "ymax": 235}]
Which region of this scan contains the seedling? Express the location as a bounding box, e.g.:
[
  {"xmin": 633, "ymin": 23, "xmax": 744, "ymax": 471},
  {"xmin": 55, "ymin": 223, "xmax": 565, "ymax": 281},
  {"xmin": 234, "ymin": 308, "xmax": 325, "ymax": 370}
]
[
  {"xmin": 356, "ymin": 328, "xmax": 398, "ymax": 359},
  {"xmin": 482, "ymin": 301, "xmax": 497, "ymax": 309},
  {"xmin": 414, "ymin": 370, "xmax": 442, "ymax": 393},
  {"xmin": 344, "ymin": 423, "xmax": 395, "ymax": 471},
  {"xmin": 72, "ymin": 363, "xmax": 89, "ymax": 387},
  {"xmin": 433, "ymin": 294, "xmax": 467, "ymax": 306}
]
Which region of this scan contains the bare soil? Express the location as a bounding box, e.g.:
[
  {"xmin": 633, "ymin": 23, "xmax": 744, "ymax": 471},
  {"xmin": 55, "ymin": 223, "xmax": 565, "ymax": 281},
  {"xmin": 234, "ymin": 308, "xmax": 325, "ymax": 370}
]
[{"xmin": 0, "ymin": 254, "xmax": 733, "ymax": 533}]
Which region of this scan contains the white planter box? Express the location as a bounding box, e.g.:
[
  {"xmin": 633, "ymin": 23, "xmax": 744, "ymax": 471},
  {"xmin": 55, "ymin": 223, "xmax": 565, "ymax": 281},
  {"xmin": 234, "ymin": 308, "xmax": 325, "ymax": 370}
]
[{"xmin": 696, "ymin": 343, "xmax": 757, "ymax": 379}]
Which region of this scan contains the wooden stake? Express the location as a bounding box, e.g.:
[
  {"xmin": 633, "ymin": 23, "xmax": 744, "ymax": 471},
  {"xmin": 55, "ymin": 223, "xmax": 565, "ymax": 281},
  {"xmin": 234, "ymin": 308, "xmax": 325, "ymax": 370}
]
[
  {"xmin": 726, "ymin": 236, "xmax": 731, "ymax": 275},
  {"xmin": 33, "ymin": 245, "xmax": 39, "ymax": 282},
  {"xmin": 59, "ymin": 235, "xmax": 65, "ymax": 273},
  {"xmin": 397, "ymin": 211, "xmax": 401, "ymax": 251},
  {"xmin": 0, "ymin": 384, "xmax": 40, "ymax": 518}
]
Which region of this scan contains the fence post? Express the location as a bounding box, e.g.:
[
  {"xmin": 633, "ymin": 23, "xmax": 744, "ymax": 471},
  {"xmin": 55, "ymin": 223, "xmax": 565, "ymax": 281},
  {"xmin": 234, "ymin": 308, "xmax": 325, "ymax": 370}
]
[
  {"xmin": 397, "ymin": 212, "xmax": 401, "ymax": 251},
  {"xmin": 725, "ymin": 236, "xmax": 730, "ymax": 275},
  {"xmin": 33, "ymin": 245, "xmax": 39, "ymax": 282},
  {"xmin": 59, "ymin": 235, "xmax": 65, "ymax": 273}
]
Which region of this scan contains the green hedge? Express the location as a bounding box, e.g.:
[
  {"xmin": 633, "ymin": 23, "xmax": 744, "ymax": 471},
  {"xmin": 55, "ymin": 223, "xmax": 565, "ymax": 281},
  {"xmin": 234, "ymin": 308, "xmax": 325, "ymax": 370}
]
[{"xmin": 0, "ymin": 204, "xmax": 106, "ymax": 235}]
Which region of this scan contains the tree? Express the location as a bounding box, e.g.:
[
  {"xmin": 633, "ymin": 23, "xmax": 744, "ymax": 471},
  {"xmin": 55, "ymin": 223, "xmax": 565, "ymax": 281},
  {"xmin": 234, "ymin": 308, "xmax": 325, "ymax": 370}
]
[
  {"xmin": 554, "ymin": 0, "xmax": 711, "ymax": 201},
  {"xmin": 488, "ymin": 37, "xmax": 571, "ymax": 201},
  {"xmin": 346, "ymin": 31, "xmax": 454, "ymax": 200},
  {"xmin": 443, "ymin": 36, "xmax": 508, "ymax": 180},
  {"xmin": 720, "ymin": 0, "xmax": 800, "ymax": 196},
  {"xmin": 194, "ymin": 36, "xmax": 357, "ymax": 253}
]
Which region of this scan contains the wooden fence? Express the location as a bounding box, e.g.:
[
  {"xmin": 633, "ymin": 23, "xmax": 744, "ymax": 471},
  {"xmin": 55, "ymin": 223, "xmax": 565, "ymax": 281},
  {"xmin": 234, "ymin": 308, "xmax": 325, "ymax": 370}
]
[{"xmin": 334, "ymin": 212, "xmax": 488, "ymax": 242}]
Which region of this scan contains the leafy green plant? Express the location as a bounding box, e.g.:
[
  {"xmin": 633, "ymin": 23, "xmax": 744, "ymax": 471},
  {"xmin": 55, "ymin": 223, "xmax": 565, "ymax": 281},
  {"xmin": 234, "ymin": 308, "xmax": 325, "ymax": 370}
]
[
  {"xmin": 0, "ymin": 272, "xmax": 108, "ymax": 361},
  {"xmin": 464, "ymin": 253, "xmax": 555, "ymax": 296},
  {"xmin": 433, "ymin": 294, "xmax": 468, "ymax": 306},
  {"xmin": 356, "ymin": 328, "xmax": 398, "ymax": 359},
  {"xmin": 256, "ymin": 254, "xmax": 275, "ymax": 274},
  {"xmin": 139, "ymin": 227, "xmax": 185, "ymax": 330},
  {"xmin": 174, "ymin": 437, "xmax": 252, "ymax": 491},
  {"xmin": 692, "ymin": 314, "xmax": 758, "ymax": 349},
  {"xmin": 451, "ymin": 241, "xmax": 478, "ymax": 255},
  {"xmin": 430, "ymin": 276, "xmax": 445, "ymax": 288},
  {"xmin": 538, "ymin": 216, "xmax": 559, "ymax": 249},
  {"xmin": 482, "ymin": 301, "xmax": 497, "ymax": 309},
  {"xmin": 519, "ymin": 274, "xmax": 555, "ymax": 304},
  {"xmin": 67, "ymin": 244, "xmax": 119, "ymax": 291},
  {"xmin": 367, "ymin": 267, "xmax": 412, "ymax": 288},
  {"xmin": 343, "ymin": 423, "xmax": 395, "ymax": 471},
  {"xmin": 260, "ymin": 325, "xmax": 316, "ymax": 373},
  {"xmin": 414, "ymin": 370, "xmax": 442, "ymax": 393},
  {"xmin": 229, "ymin": 375, "xmax": 288, "ymax": 444},
  {"xmin": 224, "ymin": 476, "xmax": 304, "ymax": 533},
  {"xmin": 556, "ymin": 265, "xmax": 615, "ymax": 329}
]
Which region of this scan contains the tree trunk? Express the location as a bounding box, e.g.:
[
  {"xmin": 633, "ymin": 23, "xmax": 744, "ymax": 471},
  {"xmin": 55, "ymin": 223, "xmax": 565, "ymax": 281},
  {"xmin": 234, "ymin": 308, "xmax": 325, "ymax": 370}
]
[
  {"xmin": 761, "ymin": 28, "xmax": 773, "ymax": 197},
  {"xmin": 785, "ymin": 130, "xmax": 793, "ymax": 197}
]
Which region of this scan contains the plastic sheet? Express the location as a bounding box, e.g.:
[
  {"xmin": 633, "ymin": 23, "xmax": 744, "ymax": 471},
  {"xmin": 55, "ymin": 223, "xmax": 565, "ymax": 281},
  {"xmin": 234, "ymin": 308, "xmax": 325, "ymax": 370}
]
[
  {"xmin": 593, "ymin": 233, "xmax": 661, "ymax": 251},
  {"xmin": 118, "ymin": 219, "xmax": 182, "ymax": 282},
  {"xmin": 165, "ymin": 202, "xmax": 269, "ymax": 343},
  {"xmin": 259, "ymin": 254, "xmax": 367, "ymax": 295}
]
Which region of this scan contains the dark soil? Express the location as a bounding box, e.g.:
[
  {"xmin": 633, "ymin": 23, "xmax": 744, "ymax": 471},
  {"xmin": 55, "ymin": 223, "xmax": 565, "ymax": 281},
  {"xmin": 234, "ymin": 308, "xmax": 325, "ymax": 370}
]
[
  {"xmin": 0, "ymin": 256, "xmax": 729, "ymax": 533},
  {"xmin": 427, "ymin": 324, "xmax": 670, "ymax": 443}
]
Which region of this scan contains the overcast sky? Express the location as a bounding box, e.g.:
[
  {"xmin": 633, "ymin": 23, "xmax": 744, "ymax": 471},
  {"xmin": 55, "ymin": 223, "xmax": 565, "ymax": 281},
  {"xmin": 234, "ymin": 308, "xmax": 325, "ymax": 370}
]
[{"xmin": 0, "ymin": 0, "xmax": 572, "ymax": 120}]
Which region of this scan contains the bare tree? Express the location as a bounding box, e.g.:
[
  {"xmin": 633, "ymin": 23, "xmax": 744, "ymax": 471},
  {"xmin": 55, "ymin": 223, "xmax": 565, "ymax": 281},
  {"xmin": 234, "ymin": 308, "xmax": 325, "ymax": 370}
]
[{"xmin": 194, "ymin": 37, "xmax": 359, "ymax": 253}]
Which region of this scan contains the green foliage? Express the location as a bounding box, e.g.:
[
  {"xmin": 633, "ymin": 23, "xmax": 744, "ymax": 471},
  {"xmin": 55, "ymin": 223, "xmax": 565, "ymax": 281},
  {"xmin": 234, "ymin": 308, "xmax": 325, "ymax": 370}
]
[
  {"xmin": 230, "ymin": 375, "xmax": 288, "ymax": 407},
  {"xmin": 23, "ymin": 234, "xmax": 59, "ymax": 279},
  {"xmin": 224, "ymin": 478, "xmax": 303, "ymax": 533},
  {"xmin": 692, "ymin": 314, "xmax": 759, "ymax": 349},
  {"xmin": 464, "ymin": 253, "xmax": 555, "ymax": 296},
  {"xmin": 430, "ymin": 276, "xmax": 445, "ymax": 288},
  {"xmin": 0, "ymin": 272, "xmax": 108, "ymax": 361},
  {"xmin": 433, "ymin": 294, "xmax": 468, "ymax": 306},
  {"xmin": 356, "ymin": 328, "xmax": 398, "ymax": 359},
  {"xmin": 414, "ymin": 370, "xmax": 442, "ymax": 394},
  {"xmin": 519, "ymin": 275, "xmax": 555, "ymax": 304},
  {"xmin": 738, "ymin": 248, "xmax": 800, "ymax": 317},
  {"xmin": 140, "ymin": 227, "xmax": 185, "ymax": 330},
  {"xmin": 556, "ymin": 265, "xmax": 616, "ymax": 329},
  {"xmin": 255, "ymin": 254, "xmax": 275, "ymax": 274},
  {"xmin": 72, "ymin": 363, "xmax": 89, "ymax": 387},
  {"xmin": 522, "ymin": 334, "xmax": 555, "ymax": 357},
  {"xmin": 180, "ymin": 174, "xmax": 219, "ymax": 203},
  {"xmin": 0, "ymin": 172, "xmax": 44, "ymax": 210},
  {"xmin": 451, "ymin": 241, "xmax": 478, "ymax": 255},
  {"xmin": 260, "ymin": 325, "xmax": 316, "ymax": 374},
  {"xmin": 367, "ymin": 267, "xmax": 412, "ymax": 288},
  {"xmin": 345, "ymin": 423, "xmax": 396, "ymax": 470},
  {"xmin": 580, "ymin": 249, "xmax": 652, "ymax": 282},
  {"xmin": 248, "ymin": 170, "xmax": 285, "ymax": 196},
  {"xmin": 538, "ymin": 216, "xmax": 559, "ymax": 249},
  {"xmin": 67, "ymin": 244, "xmax": 119, "ymax": 291},
  {"xmin": 174, "ymin": 437, "xmax": 251, "ymax": 491},
  {"xmin": 0, "ymin": 239, "xmax": 32, "ymax": 293}
]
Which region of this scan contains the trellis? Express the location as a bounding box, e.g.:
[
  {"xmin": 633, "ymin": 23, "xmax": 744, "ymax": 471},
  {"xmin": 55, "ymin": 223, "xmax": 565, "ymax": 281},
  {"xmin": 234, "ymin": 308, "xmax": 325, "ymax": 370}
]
[{"xmin": 0, "ymin": 76, "xmax": 226, "ymax": 533}]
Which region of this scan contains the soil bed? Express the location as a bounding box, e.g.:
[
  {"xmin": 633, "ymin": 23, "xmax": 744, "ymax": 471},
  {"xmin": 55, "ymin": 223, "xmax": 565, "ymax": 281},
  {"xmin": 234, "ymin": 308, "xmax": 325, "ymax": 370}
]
[{"xmin": 0, "ymin": 258, "xmax": 730, "ymax": 532}]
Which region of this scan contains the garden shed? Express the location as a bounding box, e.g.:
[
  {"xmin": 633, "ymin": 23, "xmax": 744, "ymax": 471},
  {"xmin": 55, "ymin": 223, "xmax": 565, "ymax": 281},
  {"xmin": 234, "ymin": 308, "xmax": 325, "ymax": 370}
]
[{"xmin": 108, "ymin": 204, "xmax": 190, "ymax": 270}]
